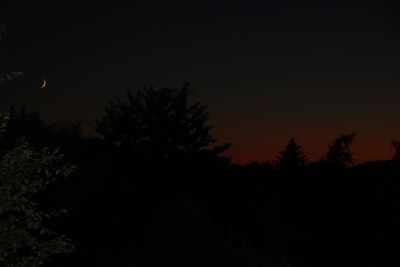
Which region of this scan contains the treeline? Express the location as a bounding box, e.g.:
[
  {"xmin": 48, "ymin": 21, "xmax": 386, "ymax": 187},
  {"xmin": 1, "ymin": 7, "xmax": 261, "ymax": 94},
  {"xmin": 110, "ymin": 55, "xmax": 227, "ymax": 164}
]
[{"xmin": 1, "ymin": 84, "xmax": 400, "ymax": 267}]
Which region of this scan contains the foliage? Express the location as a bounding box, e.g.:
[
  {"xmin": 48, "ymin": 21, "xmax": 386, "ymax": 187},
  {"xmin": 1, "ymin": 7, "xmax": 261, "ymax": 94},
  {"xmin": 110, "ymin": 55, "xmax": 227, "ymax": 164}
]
[
  {"xmin": 0, "ymin": 72, "xmax": 23, "ymax": 85},
  {"xmin": 0, "ymin": 107, "xmax": 47, "ymax": 150},
  {"xmin": 0, "ymin": 112, "xmax": 9, "ymax": 139},
  {"xmin": 276, "ymin": 137, "xmax": 307, "ymax": 169},
  {"xmin": 391, "ymin": 139, "xmax": 400, "ymax": 161},
  {"xmin": 0, "ymin": 107, "xmax": 82, "ymax": 153},
  {"xmin": 325, "ymin": 133, "xmax": 356, "ymax": 168},
  {"xmin": 0, "ymin": 113, "xmax": 75, "ymax": 266},
  {"xmin": 96, "ymin": 83, "xmax": 228, "ymax": 158}
]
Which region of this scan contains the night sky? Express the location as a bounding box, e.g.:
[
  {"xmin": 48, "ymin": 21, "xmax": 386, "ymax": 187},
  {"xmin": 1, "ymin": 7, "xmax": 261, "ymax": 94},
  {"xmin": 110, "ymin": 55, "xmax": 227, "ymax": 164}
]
[{"xmin": 1, "ymin": 0, "xmax": 400, "ymax": 164}]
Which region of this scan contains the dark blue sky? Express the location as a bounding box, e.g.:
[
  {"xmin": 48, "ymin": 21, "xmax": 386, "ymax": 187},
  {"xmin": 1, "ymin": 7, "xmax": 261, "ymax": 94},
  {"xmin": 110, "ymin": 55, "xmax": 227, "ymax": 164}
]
[{"xmin": 1, "ymin": 0, "xmax": 400, "ymax": 163}]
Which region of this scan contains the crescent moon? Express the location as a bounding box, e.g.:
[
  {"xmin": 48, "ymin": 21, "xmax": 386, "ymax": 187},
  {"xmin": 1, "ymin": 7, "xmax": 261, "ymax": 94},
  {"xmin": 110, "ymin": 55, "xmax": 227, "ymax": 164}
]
[{"xmin": 40, "ymin": 79, "xmax": 47, "ymax": 89}]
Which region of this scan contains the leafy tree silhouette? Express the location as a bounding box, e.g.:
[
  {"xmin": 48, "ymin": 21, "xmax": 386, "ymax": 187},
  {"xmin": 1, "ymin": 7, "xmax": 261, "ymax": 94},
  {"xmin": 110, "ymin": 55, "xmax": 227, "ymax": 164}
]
[
  {"xmin": 96, "ymin": 83, "xmax": 229, "ymax": 159},
  {"xmin": 391, "ymin": 139, "xmax": 400, "ymax": 161},
  {"xmin": 325, "ymin": 133, "xmax": 356, "ymax": 169},
  {"xmin": 276, "ymin": 137, "xmax": 307, "ymax": 169},
  {"xmin": 0, "ymin": 107, "xmax": 47, "ymax": 149},
  {"xmin": 0, "ymin": 107, "xmax": 82, "ymax": 153}
]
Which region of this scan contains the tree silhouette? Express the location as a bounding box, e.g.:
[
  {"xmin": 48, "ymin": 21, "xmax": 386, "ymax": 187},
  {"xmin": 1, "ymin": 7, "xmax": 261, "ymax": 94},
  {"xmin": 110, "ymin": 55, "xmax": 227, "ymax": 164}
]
[
  {"xmin": 96, "ymin": 83, "xmax": 228, "ymax": 159},
  {"xmin": 325, "ymin": 133, "xmax": 356, "ymax": 168},
  {"xmin": 276, "ymin": 137, "xmax": 307, "ymax": 169},
  {"xmin": 0, "ymin": 107, "xmax": 82, "ymax": 154},
  {"xmin": 0, "ymin": 107, "xmax": 47, "ymax": 149},
  {"xmin": 391, "ymin": 139, "xmax": 400, "ymax": 161}
]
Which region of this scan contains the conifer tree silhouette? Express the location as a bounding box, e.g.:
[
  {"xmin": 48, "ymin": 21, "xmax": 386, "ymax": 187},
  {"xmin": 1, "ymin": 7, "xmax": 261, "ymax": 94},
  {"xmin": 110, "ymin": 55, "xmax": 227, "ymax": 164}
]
[{"xmin": 276, "ymin": 137, "xmax": 307, "ymax": 169}]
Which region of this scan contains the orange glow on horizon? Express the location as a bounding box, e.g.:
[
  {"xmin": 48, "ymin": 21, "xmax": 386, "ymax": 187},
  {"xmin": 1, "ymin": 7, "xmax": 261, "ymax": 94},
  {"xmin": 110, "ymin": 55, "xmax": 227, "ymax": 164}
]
[{"xmin": 218, "ymin": 130, "xmax": 397, "ymax": 165}]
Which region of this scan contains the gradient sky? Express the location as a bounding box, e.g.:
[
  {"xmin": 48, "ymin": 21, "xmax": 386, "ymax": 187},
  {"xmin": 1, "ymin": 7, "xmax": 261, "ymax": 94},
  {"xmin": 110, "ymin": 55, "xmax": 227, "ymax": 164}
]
[{"xmin": 1, "ymin": 0, "xmax": 400, "ymax": 164}]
